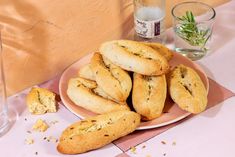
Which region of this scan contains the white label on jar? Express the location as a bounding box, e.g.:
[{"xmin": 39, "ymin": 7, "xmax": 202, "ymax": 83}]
[{"xmin": 134, "ymin": 16, "xmax": 161, "ymax": 38}]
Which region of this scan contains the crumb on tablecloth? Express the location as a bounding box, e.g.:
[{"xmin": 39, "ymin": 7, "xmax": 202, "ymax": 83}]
[
  {"xmin": 130, "ymin": 146, "xmax": 137, "ymax": 154},
  {"xmin": 50, "ymin": 120, "xmax": 59, "ymax": 125},
  {"xmin": 161, "ymin": 141, "xmax": 166, "ymax": 145},
  {"xmin": 32, "ymin": 119, "xmax": 49, "ymax": 132},
  {"xmin": 25, "ymin": 138, "xmax": 34, "ymax": 145},
  {"xmin": 27, "ymin": 130, "xmax": 32, "ymax": 134},
  {"xmin": 44, "ymin": 136, "xmax": 58, "ymax": 143}
]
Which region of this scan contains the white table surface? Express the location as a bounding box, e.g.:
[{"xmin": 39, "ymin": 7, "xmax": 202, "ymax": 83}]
[{"xmin": 1, "ymin": 1, "xmax": 235, "ymax": 157}]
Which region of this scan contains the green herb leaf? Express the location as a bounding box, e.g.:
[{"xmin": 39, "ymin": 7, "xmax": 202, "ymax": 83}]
[{"xmin": 176, "ymin": 11, "xmax": 210, "ymax": 49}]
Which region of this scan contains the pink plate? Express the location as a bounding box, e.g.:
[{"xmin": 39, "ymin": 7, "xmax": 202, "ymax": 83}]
[{"xmin": 59, "ymin": 52, "xmax": 209, "ymax": 130}]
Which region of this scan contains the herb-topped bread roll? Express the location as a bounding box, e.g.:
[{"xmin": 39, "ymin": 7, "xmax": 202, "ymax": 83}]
[
  {"xmin": 100, "ymin": 40, "xmax": 169, "ymax": 76},
  {"xmin": 141, "ymin": 42, "xmax": 173, "ymax": 61},
  {"xmin": 67, "ymin": 77, "xmax": 130, "ymax": 114},
  {"xmin": 78, "ymin": 64, "xmax": 118, "ymax": 102},
  {"xmin": 132, "ymin": 73, "xmax": 167, "ymax": 120},
  {"xmin": 57, "ymin": 110, "xmax": 140, "ymax": 154},
  {"xmin": 168, "ymin": 64, "xmax": 208, "ymax": 113},
  {"xmin": 90, "ymin": 52, "xmax": 132, "ymax": 102}
]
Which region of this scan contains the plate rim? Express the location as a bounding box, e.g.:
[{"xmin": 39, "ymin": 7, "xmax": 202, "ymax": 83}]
[{"xmin": 59, "ymin": 52, "xmax": 209, "ymax": 130}]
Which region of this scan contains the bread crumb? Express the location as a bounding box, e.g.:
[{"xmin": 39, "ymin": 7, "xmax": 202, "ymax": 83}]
[
  {"xmin": 142, "ymin": 145, "xmax": 146, "ymax": 149},
  {"xmin": 146, "ymin": 155, "xmax": 151, "ymax": 157},
  {"xmin": 172, "ymin": 141, "xmax": 176, "ymax": 146},
  {"xmin": 27, "ymin": 130, "xmax": 32, "ymax": 134},
  {"xmin": 163, "ymin": 153, "xmax": 166, "ymax": 156},
  {"xmin": 32, "ymin": 119, "xmax": 49, "ymax": 132},
  {"xmin": 25, "ymin": 138, "xmax": 34, "ymax": 145},
  {"xmin": 130, "ymin": 146, "xmax": 136, "ymax": 154},
  {"xmin": 161, "ymin": 141, "xmax": 166, "ymax": 145},
  {"xmin": 50, "ymin": 120, "xmax": 59, "ymax": 125},
  {"xmin": 44, "ymin": 136, "xmax": 58, "ymax": 143}
]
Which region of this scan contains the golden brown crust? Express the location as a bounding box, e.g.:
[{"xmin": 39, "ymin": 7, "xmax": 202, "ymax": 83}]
[
  {"xmin": 99, "ymin": 40, "xmax": 169, "ymax": 76},
  {"xmin": 132, "ymin": 73, "xmax": 167, "ymax": 120},
  {"xmin": 141, "ymin": 42, "xmax": 173, "ymax": 61},
  {"xmin": 57, "ymin": 111, "xmax": 140, "ymax": 154},
  {"xmin": 78, "ymin": 64, "xmax": 95, "ymax": 80},
  {"xmin": 67, "ymin": 77, "xmax": 130, "ymax": 114},
  {"xmin": 78, "ymin": 63, "xmax": 118, "ymax": 102},
  {"xmin": 26, "ymin": 87, "xmax": 57, "ymax": 114},
  {"xmin": 168, "ymin": 64, "xmax": 207, "ymax": 113},
  {"xmin": 90, "ymin": 52, "xmax": 132, "ymax": 102}
]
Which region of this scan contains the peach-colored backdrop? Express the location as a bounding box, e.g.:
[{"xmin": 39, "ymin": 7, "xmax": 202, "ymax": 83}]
[{"xmin": 0, "ymin": 0, "xmax": 229, "ymax": 95}]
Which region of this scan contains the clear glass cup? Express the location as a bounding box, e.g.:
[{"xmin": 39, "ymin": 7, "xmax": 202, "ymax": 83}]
[
  {"xmin": 172, "ymin": 2, "xmax": 216, "ymax": 60},
  {"xmin": 0, "ymin": 30, "xmax": 9, "ymax": 136}
]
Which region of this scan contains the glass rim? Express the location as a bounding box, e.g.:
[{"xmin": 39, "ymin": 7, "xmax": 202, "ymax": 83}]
[{"xmin": 171, "ymin": 1, "xmax": 216, "ymax": 22}]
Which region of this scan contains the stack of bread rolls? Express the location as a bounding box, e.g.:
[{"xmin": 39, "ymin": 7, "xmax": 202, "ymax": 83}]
[{"xmin": 57, "ymin": 40, "xmax": 208, "ymax": 154}]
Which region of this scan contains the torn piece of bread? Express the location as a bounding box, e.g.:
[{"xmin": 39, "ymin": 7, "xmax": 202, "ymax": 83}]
[{"xmin": 26, "ymin": 87, "xmax": 57, "ymax": 114}]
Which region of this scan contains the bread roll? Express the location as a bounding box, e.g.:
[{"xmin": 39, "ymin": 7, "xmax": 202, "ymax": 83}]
[
  {"xmin": 100, "ymin": 40, "xmax": 169, "ymax": 76},
  {"xmin": 132, "ymin": 73, "xmax": 167, "ymax": 120},
  {"xmin": 168, "ymin": 64, "xmax": 207, "ymax": 113},
  {"xmin": 67, "ymin": 77, "xmax": 130, "ymax": 114},
  {"xmin": 90, "ymin": 52, "xmax": 132, "ymax": 102},
  {"xmin": 57, "ymin": 110, "xmax": 140, "ymax": 154},
  {"xmin": 78, "ymin": 64, "xmax": 95, "ymax": 80},
  {"xmin": 78, "ymin": 64, "xmax": 118, "ymax": 102},
  {"xmin": 141, "ymin": 42, "xmax": 173, "ymax": 61}
]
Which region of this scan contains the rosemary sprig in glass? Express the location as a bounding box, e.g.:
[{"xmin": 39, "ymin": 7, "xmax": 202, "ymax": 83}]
[{"xmin": 176, "ymin": 11, "xmax": 210, "ymax": 48}]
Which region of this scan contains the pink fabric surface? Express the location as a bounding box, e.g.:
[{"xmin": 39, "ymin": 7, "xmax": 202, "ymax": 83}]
[
  {"xmin": 113, "ymin": 78, "xmax": 235, "ymax": 153},
  {"xmin": 115, "ymin": 152, "xmax": 131, "ymax": 157}
]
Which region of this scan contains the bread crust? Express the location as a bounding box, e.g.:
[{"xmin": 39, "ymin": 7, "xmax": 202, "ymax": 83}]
[
  {"xmin": 132, "ymin": 73, "xmax": 167, "ymax": 120},
  {"xmin": 141, "ymin": 42, "xmax": 173, "ymax": 61},
  {"xmin": 78, "ymin": 64, "xmax": 95, "ymax": 80},
  {"xmin": 99, "ymin": 40, "xmax": 169, "ymax": 76},
  {"xmin": 168, "ymin": 64, "xmax": 207, "ymax": 113},
  {"xmin": 90, "ymin": 53, "xmax": 132, "ymax": 102},
  {"xmin": 78, "ymin": 63, "xmax": 118, "ymax": 102},
  {"xmin": 57, "ymin": 111, "xmax": 140, "ymax": 154},
  {"xmin": 67, "ymin": 77, "xmax": 130, "ymax": 114}
]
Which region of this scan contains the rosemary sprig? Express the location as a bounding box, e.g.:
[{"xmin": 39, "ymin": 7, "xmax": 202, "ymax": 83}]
[{"xmin": 176, "ymin": 11, "xmax": 210, "ymax": 47}]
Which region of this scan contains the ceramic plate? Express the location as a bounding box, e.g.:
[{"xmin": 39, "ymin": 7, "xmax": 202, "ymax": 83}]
[{"xmin": 59, "ymin": 52, "xmax": 209, "ymax": 130}]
